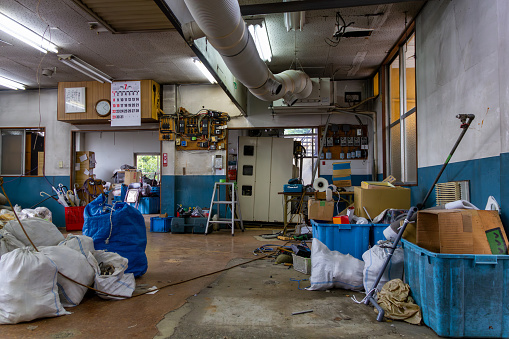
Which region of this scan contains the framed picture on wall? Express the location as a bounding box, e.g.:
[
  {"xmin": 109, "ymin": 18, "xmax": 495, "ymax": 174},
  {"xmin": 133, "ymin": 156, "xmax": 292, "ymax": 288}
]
[{"xmin": 65, "ymin": 87, "xmax": 86, "ymax": 113}]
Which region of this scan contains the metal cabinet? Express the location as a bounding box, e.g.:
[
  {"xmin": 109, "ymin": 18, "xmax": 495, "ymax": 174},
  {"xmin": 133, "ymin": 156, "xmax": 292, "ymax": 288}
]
[{"xmin": 237, "ymin": 137, "xmax": 293, "ymax": 222}]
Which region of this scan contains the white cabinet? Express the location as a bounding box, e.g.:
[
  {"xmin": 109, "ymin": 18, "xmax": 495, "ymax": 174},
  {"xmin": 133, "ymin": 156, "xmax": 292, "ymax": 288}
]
[{"xmin": 237, "ymin": 137, "xmax": 293, "ymax": 222}]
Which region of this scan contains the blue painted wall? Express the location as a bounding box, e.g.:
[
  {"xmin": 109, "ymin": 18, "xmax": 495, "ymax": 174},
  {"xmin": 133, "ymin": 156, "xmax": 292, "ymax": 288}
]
[
  {"xmin": 410, "ymin": 155, "xmax": 507, "ymax": 232},
  {"xmin": 2, "ymin": 176, "xmax": 70, "ymax": 228},
  {"xmin": 161, "ymin": 175, "xmax": 226, "ymax": 216}
]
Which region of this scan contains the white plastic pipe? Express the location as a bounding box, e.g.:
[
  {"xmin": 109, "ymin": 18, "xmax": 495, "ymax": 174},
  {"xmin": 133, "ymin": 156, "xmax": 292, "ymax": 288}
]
[{"xmin": 183, "ymin": 0, "xmax": 312, "ymax": 104}]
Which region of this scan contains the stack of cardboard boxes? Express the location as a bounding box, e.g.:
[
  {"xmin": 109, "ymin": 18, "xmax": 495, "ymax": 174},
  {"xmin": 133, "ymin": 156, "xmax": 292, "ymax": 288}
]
[{"xmin": 75, "ymin": 151, "xmax": 95, "ymax": 187}]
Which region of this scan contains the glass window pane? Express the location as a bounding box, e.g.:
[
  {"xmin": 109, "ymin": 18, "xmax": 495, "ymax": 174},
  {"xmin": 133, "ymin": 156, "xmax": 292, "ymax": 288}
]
[
  {"xmin": 405, "ymin": 34, "xmax": 416, "ymax": 112},
  {"xmin": 390, "ymin": 124, "xmax": 401, "ymax": 182},
  {"xmin": 1, "ymin": 130, "xmax": 24, "ymax": 175},
  {"xmin": 284, "ymin": 128, "xmax": 313, "ymax": 135},
  {"xmin": 136, "ymin": 155, "xmax": 160, "ymax": 179},
  {"xmin": 389, "ymin": 56, "xmax": 400, "ymax": 124},
  {"xmin": 404, "ymin": 113, "xmax": 417, "ymax": 182}
]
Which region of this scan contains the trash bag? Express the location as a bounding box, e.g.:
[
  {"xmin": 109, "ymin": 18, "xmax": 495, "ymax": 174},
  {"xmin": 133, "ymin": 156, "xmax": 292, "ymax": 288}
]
[
  {"xmin": 362, "ymin": 241, "xmax": 404, "ymax": 293},
  {"xmin": 87, "ymin": 250, "xmax": 136, "ymax": 300},
  {"xmin": 376, "ymin": 279, "xmax": 422, "ymax": 324},
  {"xmin": 0, "ymin": 247, "xmax": 69, "ymax": 324},
  {"xmin": 40, "ymin": 246, "xmax": 95, "ymax": 308},
  {"xmin": 58, "ymin": 234, "xmax": 95, "ymax": 257},
  {"xmin": 83, "ymin": 195, "xmax": 147, "ymax": 277},
  {"xmin": 0, "ymin": 229, "xmax": 25, "ymax": 258},
  {"xmin": 307, "ymin": 238, "xmax": 364, "ymax": 291},
  {"xmin": 4, "ymin": 217, "xmax": 64, "ymax": 247}
]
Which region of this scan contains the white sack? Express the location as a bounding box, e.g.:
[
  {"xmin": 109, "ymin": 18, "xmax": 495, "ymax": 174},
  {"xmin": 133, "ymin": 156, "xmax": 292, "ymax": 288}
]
[
  {"xmin": 58, "ymin": 234, "xmax": 95, "ymax": 257},
  {"xmin": 40, "ymin": 246, "xmax": 95, "ymax": 307},
  {"xmin": 21, "ymin": 207, "xmax": 52, "ymax": 222},
  {"xmin": 0, "ymin": 247, "xmax": 69, "ymax": 324},
  {"xmin": 87, "ymin": 250, "xmax": 135, "ymax": 300},
  {"xmin": 4, "ymin": 217, "xmax": 64, "ymax": 247},
  {"xmin": 307, "ymin": 238, "xmax": 364, "ymax": 291},
  {"xmin": 362, "ymin": 241, "xmax": 404, "ymax": 293},
  {"xmin": 0, "ymin": 229, "xmax": 25, "ymax": 258}
]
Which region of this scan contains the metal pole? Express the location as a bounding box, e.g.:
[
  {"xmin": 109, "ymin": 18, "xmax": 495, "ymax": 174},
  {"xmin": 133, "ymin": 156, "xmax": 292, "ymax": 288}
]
[
  {"xmin": 312, "ymin": 114, "xmax": 331, "ymax": 182},
  {"xmin": 418, "ymin": 114, "xmax": 475, "ymax": 209}
]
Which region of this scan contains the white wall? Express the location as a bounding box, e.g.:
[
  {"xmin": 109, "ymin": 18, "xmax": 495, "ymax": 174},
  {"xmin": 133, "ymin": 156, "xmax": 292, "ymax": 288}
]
[
  {"xmin": 0, "ymin": 89, "xmax": 72, "ymax": 176},
  {"xmin": 82, "ymin": 130, "xmax": 160, "ymax": 181},
  {"xmin": 416, "ymin": 0, "xmax": 503, "ymax": 167}
]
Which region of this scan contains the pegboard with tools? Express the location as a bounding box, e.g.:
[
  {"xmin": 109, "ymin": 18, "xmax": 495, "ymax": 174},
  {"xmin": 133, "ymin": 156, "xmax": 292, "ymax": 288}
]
[
  {"xmin": 159, "ymin": 107, "xmax": 229, "ymax": 151},
  {"xmin": 319, "ymin": 124, "xmax": 368, "ymax": 160}
]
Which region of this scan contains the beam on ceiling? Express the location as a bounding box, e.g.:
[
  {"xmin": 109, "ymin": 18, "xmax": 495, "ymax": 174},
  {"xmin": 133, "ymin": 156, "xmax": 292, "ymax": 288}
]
[{"xmin": 240, "ymin": 0, "xmax": 422, "ymax": 16}]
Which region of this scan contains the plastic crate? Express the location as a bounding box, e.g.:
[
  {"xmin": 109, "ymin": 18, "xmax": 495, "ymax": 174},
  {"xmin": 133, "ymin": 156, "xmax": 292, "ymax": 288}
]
[
  {"xmin": 138, "ymin": 197, "xmax": 160, "ymax": 214},
  {"xmin": 402, "ymin": 239, "xmax": 509, "ymax": 338},
  {"xmin": 171, "ymin": 217, "xmax": 208, "ymax": 234},
  {"xmin": 292, "ymin": 253, "xmax": 311, "ymax": 274},
  {"xmin": 371, "ymin": 223, "xmax": 390, "ymax": 246},
  {"xmin": 150, "ymin": 217, "xmax": 173, "ymax": 233},
  {"xmin": 310, "ymin": 219, "xmax": 370, "ymax": 260},
  {"xmin": 65, "ymin": 206, "xmax": 85, "ymax": 231}
]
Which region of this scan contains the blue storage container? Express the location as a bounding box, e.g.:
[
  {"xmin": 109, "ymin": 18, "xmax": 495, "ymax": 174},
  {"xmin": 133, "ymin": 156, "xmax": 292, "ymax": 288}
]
[
  {"xmin": 402, "ymin": 239, "xmax": 509, "ymax": 338},
  {"xmin": 150, "ymin": 216, "xmax": 173, "ymax": 233},
  {"xmin": 310, "ymin": 219, "xmax": 370, "ymax": 260},
  {"xmin": 137, "ymin": 197, "xmax": 160, "ymax": 214},
  {"xmin": 371, "ymin": 223, "xmax": 390, "ymax": 246}
]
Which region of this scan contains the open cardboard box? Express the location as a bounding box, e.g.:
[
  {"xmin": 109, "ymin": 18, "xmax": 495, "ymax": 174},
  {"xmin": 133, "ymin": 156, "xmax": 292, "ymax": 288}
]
[{"xmin": 416, "ymin": 209, "xmax": 509, "ymax": 255}]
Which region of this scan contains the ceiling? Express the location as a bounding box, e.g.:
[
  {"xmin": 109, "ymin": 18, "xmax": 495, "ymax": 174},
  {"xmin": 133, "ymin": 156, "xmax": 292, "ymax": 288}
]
[{"xmin": 0, "ymin": 0, "xmax": 425, "ymax": 90}]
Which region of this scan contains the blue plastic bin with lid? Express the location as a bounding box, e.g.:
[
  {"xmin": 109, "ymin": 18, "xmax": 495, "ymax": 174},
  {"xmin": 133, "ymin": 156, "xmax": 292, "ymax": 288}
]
[
  {"xmin": 310, "ymin": 219, "xmax": 370, "ymax": 260},
  {"xmin": 402, "ymin": 239, "xmax": 509, "ymax": 338}
]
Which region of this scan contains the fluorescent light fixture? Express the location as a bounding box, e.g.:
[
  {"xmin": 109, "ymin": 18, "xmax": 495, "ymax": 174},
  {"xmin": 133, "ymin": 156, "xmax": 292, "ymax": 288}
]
[
  {"xmin": 0, "ymin": 76, "xmax": 26, "ymax": 90},
  {"xmin": 0, "ymin": 12, "xmax": 58, "ymax": 53},
  {"xmin": 58, "ymin": 54, "xmax": 113, "ymax": 83},
  {"xmin": 247, "ymin": 20, "xmax": 272, "ymax": 62},
  {"xmin": 193, "ymin": 59, "xmax": 217, "ymax": 84}
]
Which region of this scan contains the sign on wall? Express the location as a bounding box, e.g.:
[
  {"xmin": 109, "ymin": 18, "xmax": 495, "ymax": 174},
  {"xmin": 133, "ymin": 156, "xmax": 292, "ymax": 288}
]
[
  {"xmin": 111, "ymin": 81, "xmax": 141, "ymax": 126},
  {"xmin": 65, "ymin": 87, "xmax": 86, "ymax": 113}
]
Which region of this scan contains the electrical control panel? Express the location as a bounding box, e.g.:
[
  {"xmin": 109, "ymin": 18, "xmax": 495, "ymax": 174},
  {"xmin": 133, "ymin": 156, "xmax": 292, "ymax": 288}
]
[
  {"xmin": 319, "ymin": 124, "xmax": 368, "ymax": 160},
  {"xmin": 159, "ymin": 107, "xmax": 229, "ymax": 151}
]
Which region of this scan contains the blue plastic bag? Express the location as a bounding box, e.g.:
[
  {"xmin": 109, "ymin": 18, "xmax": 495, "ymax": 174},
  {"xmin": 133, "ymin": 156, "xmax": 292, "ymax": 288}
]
[{"xmin": 82, "ymin": 195, "xmax": 147, "ymax": 277}]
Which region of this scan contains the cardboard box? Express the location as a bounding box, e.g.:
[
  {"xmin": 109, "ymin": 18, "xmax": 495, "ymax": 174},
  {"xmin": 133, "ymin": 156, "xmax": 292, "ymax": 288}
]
[
  {"xmin": 118, "ymin": 170, "xmax": 142, "ymax": 185},
  {"xmin": 361, "ymin": 181, "xmax": 395, "ymax": 189},
  {"xmin": 38, "ymin": 152, "xmax": 44, "ymax": 176},
  {"xmin": 314, "ymin": 191, "xmax": 327, "ymax": 200},
  {"xmin": 354, "ymin": 186, "xmax": 410, "ymax": 219},
  {"xmin": 308, "ymin": 198, "xmax": 334, "ymax": 221},
  {"xmin": 76, "ymin": 151, "xmax": 95, "ymax": 169},
  {"xmin": 332, "ymin": 162, "xmax": 351, "ymax": 187},
  {"xmin": 416, "ymin": 209, "xmax": 509, "ymax": 255}
]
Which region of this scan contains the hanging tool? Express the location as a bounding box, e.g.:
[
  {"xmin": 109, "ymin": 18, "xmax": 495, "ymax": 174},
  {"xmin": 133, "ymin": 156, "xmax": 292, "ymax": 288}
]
[{"xmin": 363, "ymin": 114, "xmax": 475, "ymax": 321}]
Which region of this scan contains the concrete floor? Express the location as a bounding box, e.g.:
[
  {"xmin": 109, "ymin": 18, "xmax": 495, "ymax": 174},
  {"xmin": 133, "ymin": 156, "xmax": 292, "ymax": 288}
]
[{"xmin": 0, "ymin": 217, "xmax": 439, "ymax": 339}]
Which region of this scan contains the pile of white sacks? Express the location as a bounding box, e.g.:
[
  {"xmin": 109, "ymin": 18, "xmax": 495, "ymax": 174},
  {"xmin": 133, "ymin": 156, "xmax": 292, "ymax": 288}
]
[{"xmin": 0, "ymin": 217, "xmax": 136, "ymax": 325}]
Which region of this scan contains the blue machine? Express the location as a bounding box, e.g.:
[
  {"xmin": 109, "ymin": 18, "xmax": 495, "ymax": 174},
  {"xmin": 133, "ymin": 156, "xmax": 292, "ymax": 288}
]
[{"xmin": 284, "ymin": 184, "xmax": 303, "ymax": 193}]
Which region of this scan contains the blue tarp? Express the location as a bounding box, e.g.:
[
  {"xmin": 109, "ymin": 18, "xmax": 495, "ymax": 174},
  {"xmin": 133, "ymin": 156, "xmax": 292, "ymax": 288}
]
[{"xmin": 83, "ymin": 195, "xmax": 147, "ymax": 277}]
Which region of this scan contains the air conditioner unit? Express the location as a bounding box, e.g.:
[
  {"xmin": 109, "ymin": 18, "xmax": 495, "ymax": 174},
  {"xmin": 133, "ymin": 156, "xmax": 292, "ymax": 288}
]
[
  {"xmin": 435, "ymin": 181, "xmax": 470, "ymax": 206},
  {"xmin": 272, "ymin": 78, "xmax": 332, "ymax": 107}
]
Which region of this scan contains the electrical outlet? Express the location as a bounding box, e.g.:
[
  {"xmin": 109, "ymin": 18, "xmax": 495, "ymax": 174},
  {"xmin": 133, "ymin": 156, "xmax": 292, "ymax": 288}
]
[
  {"xmin": 176, "ymin": 138, "xmax": 181, "ymax": 146},
  {"xmin": 58, "ymin": 161, "xmax": 64, "ymax": 168}
]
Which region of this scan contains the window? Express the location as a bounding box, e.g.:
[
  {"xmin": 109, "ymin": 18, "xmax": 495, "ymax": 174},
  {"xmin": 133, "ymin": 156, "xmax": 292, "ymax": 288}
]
[
  {"xmin": 283, "ymin": 128, "xmax": 318, "ymax": 185},
  {"xmin": 386, "ymin": 33, "xmax": 416, "ymax": 184},
  {"xmin": 135, "ymin": 153, "xmax": 160, "ymax": 180},
  {"xmin": 0, "ymin": 128, "xmax": 45, "ymax": 176}
]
